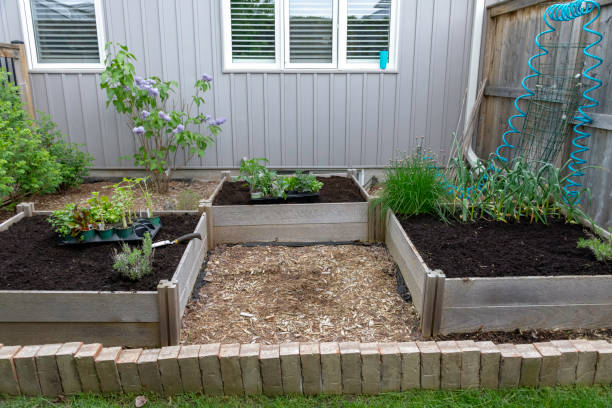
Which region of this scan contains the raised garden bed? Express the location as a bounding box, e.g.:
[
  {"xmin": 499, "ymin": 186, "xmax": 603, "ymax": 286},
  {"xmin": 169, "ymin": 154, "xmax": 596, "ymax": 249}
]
[
  {"xmin": 385, "ymin": 210, "xmax": 612, "ymax": 336},
  {"xmin": 201, "ymin": 171, "xmax": 372, "ymax": 246},
  {"xmin": 0, "ymin": 204, "xmax": 207, "ymax": 347}
]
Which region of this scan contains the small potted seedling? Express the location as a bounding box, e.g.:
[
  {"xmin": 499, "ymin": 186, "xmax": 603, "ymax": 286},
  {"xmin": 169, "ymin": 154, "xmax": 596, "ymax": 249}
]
[
  {"xmin": 113, "ymin": 180, "xmax": 136, "ymax": 239},
  {"xmin": 69, "ymin": 206, "xmax": 96, "ymax": 241},
  {"xmin": 88, "ymin": 192, "xmax": 114, "ymax": 240},
  {"xmin": 137, "ymin": 177, "xmax": 159, "ymax": 225},
  {"xmin": 237, "ymin": 158, "xmax": 269, "ymax": 199}
]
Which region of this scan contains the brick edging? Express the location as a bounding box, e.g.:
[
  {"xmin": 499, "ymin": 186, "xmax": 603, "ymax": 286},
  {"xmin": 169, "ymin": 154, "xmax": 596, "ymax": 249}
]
[{"xmin": 0, "ymin": 340, "xmax": 610, "ymax": 397}]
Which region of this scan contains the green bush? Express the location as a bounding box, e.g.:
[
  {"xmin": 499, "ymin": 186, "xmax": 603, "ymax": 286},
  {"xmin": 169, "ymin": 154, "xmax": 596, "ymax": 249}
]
[
  {"xmin": 36, "ymin": 114, "xmax": 93, "ymax": 190},
  {"xmin": 0, "ymin": 69, "xmax": 92, "ymax": 202}
]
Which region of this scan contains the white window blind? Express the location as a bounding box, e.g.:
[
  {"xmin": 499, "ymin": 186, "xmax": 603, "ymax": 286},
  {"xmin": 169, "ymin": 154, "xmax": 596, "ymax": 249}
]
[
  {"xmin": 288, "ymin": 0, "xmax": 334, "ymax": 64},
  {"xmin": 29, "ymin": 0, "xmax": 100, "ymax": 64},
  {"xmin": 230, "ymin": 0, "xmax": 276, "ymax": 63},
  {"xmin": 346, "ymin": 0, "xmax": 391, "ymax": 62}
]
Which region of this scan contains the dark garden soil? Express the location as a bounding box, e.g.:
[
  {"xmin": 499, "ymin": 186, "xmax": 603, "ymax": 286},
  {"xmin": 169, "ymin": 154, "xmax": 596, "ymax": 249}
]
[
  {"xmin": 0, "ymin": 208, "xmax": 14, "ymax": 223},
  {"xmin": 400, "ymin": 215, "xmax": 612, "ymax": 278},
  {"xmin": 0, "ymin": 214, "xmax": 200, "ymax": 291},
  {"xmin": 213, "ymin": 176, "xmax": 366, "ymax": 205}
]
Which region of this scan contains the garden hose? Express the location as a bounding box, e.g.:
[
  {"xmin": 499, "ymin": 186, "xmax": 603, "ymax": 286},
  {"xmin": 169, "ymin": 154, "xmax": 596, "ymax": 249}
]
[{"xmin": 494, "ymin": 0, "xmax": 603, "ymax": 204}]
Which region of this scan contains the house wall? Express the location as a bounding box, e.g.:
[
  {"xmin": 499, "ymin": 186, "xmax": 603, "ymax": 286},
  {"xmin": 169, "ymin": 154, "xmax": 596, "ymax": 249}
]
[{"xmin": 0, "ymin": 0, "xmax": 475, "ymax": 170}]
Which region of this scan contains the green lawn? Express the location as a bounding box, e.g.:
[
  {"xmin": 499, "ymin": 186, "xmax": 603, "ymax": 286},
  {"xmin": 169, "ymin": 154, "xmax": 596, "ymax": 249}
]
[{"xmin": 2, "ymin": 387, "xmax": 611, "ymax": 408}]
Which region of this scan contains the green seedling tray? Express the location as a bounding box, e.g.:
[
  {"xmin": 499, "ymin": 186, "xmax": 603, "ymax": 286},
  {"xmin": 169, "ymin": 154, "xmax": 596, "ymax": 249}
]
[{"xmin": 59, "ymin": 219, "xmax": 162, "ymax": 245}]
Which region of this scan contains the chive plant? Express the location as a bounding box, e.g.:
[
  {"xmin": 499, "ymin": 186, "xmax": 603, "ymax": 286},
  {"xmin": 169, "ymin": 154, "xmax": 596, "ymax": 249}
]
[{"xmin": 373, "ymin": 150, "xmax": 451, "ymax": 221}]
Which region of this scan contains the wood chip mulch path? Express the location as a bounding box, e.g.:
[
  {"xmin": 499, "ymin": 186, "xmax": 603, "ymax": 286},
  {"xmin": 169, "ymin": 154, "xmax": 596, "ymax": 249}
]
[{"xmin": 182, "ymin": 244, "xmax": 420, "ymax": 345}]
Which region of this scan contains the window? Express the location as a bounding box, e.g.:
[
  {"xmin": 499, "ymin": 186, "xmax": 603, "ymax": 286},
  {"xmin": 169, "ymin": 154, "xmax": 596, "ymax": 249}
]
[
  {"xmin": 222, "ymin": 0, "xmax": 398, "ymax": 71},
  {"xmin": 19, "ymin": 0, "xmax": 106, "ymax": 72}
]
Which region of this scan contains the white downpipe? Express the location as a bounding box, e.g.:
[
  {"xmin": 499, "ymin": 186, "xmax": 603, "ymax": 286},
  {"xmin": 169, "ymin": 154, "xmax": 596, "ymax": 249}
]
[{"xmin": 464, "ymin": 0, "xmax": 486, "ymax": 167}]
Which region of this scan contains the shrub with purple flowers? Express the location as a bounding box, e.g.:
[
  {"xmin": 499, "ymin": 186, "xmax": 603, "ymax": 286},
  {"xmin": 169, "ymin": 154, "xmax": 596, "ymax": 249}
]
[{"xmin": 100, "ymin": 43, "xmax": 224, "ymax": 192}]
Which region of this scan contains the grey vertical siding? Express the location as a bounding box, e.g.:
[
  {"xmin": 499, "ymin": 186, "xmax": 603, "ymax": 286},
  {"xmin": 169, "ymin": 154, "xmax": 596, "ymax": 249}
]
[{"xmin": 0, "ymin": 0, "xmax": 475, "ymax": 169}]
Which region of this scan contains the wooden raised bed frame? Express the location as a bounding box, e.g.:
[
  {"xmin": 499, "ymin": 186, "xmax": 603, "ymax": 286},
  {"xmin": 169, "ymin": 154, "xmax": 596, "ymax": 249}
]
[
  {"xmin": 200, "ymin": 170, "xmax": 382, "ymax": 247},
  {"xmin": 0, "ymin": 203, "xmax": 207, "ymax": 348},
  {"xmin": 385, "ymin": 210, "xmax": 612, "ymax": 337}
]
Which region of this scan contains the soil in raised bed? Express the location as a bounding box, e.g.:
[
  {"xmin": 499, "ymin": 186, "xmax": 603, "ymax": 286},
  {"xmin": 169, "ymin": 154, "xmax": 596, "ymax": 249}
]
[
  {"xmin": 0, "ymin": 214, "xmax": 200, "ymax": 291},
  {"xmin": 213, "ymin": 176, "xmax": 366, "ymax": 205},
  {"xmin": 399, "ymin": 215, "xmax": 612, "ymax": 278}
]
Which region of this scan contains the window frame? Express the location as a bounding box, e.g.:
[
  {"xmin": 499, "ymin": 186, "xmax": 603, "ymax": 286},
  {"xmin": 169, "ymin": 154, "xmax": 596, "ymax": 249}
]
[
  {"xmin": 222, "ymin": 0, "xmax": 399, "ymax": 73},
  {"xmin": 19, "ymin": 0, "xmax": 106, "ymax": 73}
]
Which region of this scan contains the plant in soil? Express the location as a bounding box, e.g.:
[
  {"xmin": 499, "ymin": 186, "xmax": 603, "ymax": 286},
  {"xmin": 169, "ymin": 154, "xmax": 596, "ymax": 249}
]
[
  {"xmin": 578, "ymin": 231, "xmax": 612, "ymax": 263},
  {"xmin": 87, "ymin": 192, "xmax": 116, "ymax": 230},
  {"xmin": 112, "ymin": 232, "xmax": 154, "ymax": 281},
  {"xmin": 372, "ymin": 150, "xmax": 451, "ymax": 220},
  {"xmin": 285, "ymin": 170, "xmax": 324, "ymax": 193},
  {"xmin": 112, "ymin": 179, "xmax": 138, "ymax": 229},
  {"xmin": 100, "ymin": 43, "xmax": 225, "ymax": 193},
  {"xmin": 237, "ymin": 158, "xmax": 324, "ymax": 199}
]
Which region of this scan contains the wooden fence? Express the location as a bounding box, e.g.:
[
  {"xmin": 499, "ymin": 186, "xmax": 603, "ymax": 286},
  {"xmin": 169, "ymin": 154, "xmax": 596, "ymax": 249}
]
[
  {"xmin": 476, "ymin": 0, "xmax": 612, "ymax": 227},
  {"xmin": 0, "ymin": 42, "xmax": 33, "ymax": 117}
]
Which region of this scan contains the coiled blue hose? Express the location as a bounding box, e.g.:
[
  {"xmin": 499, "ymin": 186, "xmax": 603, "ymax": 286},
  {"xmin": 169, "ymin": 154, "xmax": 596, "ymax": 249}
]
[{"xmin": 494, "ymin": 0, "xmax": 603, "ymax": 204}]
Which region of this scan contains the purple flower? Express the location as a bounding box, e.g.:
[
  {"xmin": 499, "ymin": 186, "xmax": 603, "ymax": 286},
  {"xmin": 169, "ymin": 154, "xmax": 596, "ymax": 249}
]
[
  {"xmin": 132, "ymin": 126, "xmax": 145, "ymax": 135},
  {"xmin": 201, "ymin": 73, "xmax": 213, "ymax": 82},
  {"xmin": 134, "ymin": 76, "xmax": 144, "ymax": 86},
  {"xmin": 209, "ymin": 117, "xmax": 226, "ymax": 126},
  {"xmin": 148, "ymin": 87, "xmax": 159, "ymax": 97},
  {"xmin": 141, "ymin": 110, "xmax": 150, "ymax": 119},
  {"xmin": 176, "ymin": 124, "xmax": 185, "ymax": 131},
  {"xmin": 144, "ymin": 78, "xmax": 156, "ymax": 86},
  {"xmin": 158, "ymin": 111, "xmax": 171, "ymax": 121},
  {"xmin": 204, "ymin": 114, "xmax": 211, "ymax": 123}
]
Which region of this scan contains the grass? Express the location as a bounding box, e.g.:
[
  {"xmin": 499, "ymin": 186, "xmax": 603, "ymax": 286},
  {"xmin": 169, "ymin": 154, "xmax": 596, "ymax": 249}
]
[{"xmin": 2, "ymin": 387, "xmax": 611, "ymax": 408}]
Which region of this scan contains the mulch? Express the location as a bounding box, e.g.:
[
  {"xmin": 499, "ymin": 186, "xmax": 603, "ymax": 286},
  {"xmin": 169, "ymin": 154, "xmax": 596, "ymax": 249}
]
[
  {"xmin": 0, "ymin": 214, "xmax": 200, "ymax": 291},
  {"xmin": 213, "ymin": 176, "xmax": 366, "ymax": 205},
  {"xmin": 30, "ymin": 179, "xmax": 219, "ymax": 212},
  {"xmin": 400, "ymin": 215, "xmax": 611, "ymax": 278},
  {"xmin": 182, "ymin": 244, "xmax": 419, "ymax": 345},
  {"xmin": 0, "ymin": 208, "xmax": 14, "ymax": 224}
]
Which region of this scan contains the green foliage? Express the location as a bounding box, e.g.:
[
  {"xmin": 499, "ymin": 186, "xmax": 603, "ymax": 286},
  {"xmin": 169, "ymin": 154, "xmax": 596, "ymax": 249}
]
[
  {"xmin": 100, "ymin": 43, "xmax": 223, "ymax": 192},
  {"xmin": 0, "ymin": 69, "xmax": 91, "ymax": 202},
  {"xmin": 35, "ymin": 114, "xmax": 93, "ymax": 189},
  {"xmin": 47, "ymin": 203, "xmax": 77, "ymax": 237},
  {"xmin": 238, "ymin": 158, "xmax": 323, "ymax": 199},
  {"xmin": 112, "ymin": 233, "xmax": 154, "ymax": 281},
  {"xmin": 445, "ymin": 138, "xmax": 588, "ymax": 224},
  {"xmin": 374, "ymin": 151, "xmax": 451, "ymax": 220},
  {"xmin": 286, "ymin": 170, "xmax": 323, "ymax": 193},
  {"xmin": 87, "ymin": 192, "xmax": 120, "ymax": 228},
  {"xmin": 176, "ymin": 189, "xmax": 200, "ymax": 211},
  {"xmin": 578, "ymin": 232, "xmax": 612, "ymax": 262}
]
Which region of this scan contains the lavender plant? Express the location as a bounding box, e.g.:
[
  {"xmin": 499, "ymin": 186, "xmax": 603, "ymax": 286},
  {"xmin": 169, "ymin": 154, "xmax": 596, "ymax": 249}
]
[{"xmin": 100, "ymin": 43, "xmax": 225, "ymax": 192}]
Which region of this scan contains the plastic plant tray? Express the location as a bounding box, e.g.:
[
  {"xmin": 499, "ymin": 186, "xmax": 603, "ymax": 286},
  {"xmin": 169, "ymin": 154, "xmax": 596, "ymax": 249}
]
[{"xmin": 59, "ymin": 219, "xmax": 162, "ymax": 245}]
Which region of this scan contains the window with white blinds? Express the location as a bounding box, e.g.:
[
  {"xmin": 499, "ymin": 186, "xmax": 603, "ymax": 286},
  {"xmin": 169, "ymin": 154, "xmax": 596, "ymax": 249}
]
[
  {"xmin": 346, "ymin": 0, "xmax": 391, "ymax": 62},
  {"xmin": 20, "ymin": 0, "xmax": 105, "ymax": 71},
  {"xmin": 230, "ymin": 0, "xmax": 276, "ymax": 63},
  {"xmin": 223, "ymin": 0, "xmax": 398, "ymax": 71},
  {"xmin": 288, "ymin": 0, "xmax": 334, "ymax": 65}
]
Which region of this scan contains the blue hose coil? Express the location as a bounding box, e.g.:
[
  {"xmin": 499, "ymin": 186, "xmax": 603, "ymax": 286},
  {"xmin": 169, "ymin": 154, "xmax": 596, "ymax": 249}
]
[{"xmin": 494, "ymin": 0, "xmax": 603, "ymax": 204}]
